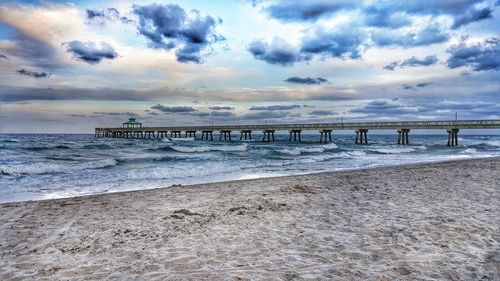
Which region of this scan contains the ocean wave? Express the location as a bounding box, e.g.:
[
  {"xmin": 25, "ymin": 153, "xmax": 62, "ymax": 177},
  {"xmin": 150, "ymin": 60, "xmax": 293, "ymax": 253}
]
[
  {"xmin": 370, "ymin": 148, "xmax": 416, "ymax": 154},
  {"xmin": 486, "ymin": 140, "xmax": 500, "ymax": 147},
  {"xmin": 0, "ymin": 159, "xmax": 117, "ymax": 176},
  {"xmin": 126, "ymin": 162, "xmax": 242, "ymax": 180},
  {"xmin": 0, "ymin": 138, "xmax": 19, "ymax": 143},
  {"xmin": 81, "ymin": 144, "xmax": 113, "ymax": 149},
  {"xmin": 336, "ymin": 151, "xmax": 367, "ymax": 158},
  {"xmin": 277, "ymin": 147, "xmax": 326, "ymax": 155},
  {"xmin": 170, "ymin": 143, "xmax": 248, "ymax": 153}
]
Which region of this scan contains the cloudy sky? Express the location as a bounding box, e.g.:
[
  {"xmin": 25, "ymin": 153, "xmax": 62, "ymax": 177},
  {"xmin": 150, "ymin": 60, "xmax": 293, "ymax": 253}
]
[{"xmin": 0, "ymin": 0, "xmax": 499, "ymax": 133}]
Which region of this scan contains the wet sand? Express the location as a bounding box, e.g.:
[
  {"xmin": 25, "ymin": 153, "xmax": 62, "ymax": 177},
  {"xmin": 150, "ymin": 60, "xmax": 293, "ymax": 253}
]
[{"xmin": 1, "ymin": 158, "xmax": 499, "ymax": 280}]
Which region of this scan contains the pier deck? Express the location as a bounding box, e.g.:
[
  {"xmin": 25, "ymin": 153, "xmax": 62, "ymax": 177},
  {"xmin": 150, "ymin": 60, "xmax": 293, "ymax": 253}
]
[{"xmin": 95, "ymin": 119, "xmax": 500, "ymax": 146}]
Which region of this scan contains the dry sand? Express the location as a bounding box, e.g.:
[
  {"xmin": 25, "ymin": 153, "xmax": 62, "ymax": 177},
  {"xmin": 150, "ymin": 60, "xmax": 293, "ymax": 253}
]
[{"xmin": 1, "ymin": 158, "xmax": 499, "ymax": 280}]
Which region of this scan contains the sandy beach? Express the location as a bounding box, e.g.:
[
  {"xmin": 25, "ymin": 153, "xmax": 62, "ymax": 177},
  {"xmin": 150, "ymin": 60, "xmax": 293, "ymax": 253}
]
[{"xmin": 1, "ymin": 158, "xmax": 499, "ymax": 280}]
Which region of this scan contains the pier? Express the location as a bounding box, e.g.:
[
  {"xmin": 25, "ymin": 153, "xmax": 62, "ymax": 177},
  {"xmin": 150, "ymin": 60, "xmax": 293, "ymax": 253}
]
[{"xmin": 96, "ymin": 119, "xmax": 500, "ymax": 145}]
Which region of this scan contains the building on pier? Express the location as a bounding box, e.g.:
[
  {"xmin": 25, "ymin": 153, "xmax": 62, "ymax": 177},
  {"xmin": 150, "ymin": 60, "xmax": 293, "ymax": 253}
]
[{"xmin": 123, "ymin": 118, "xmax": 142, "ymax": 128}]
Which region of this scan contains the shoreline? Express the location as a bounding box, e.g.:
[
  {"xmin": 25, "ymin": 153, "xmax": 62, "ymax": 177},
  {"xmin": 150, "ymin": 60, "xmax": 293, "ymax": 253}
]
[
  {"xmin": 1, "ymin": 157, "xmax": 499, "ymax": 280},
  {"xmin": 2, "ymin": 155, "xmax": 499, "ymax": 205}
]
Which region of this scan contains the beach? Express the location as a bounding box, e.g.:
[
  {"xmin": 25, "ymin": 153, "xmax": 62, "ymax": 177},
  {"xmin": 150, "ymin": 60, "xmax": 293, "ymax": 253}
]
[{"xmin": 1, "ymin": 157, "xmax": 499, "ymax": 280}]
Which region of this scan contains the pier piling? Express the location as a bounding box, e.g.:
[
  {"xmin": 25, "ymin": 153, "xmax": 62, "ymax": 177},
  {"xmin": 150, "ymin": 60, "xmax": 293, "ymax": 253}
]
[
  {"xmin": 447, "ymin": 128, "xmax": 459, "ymax": 146},
  {"xmin": 185, "ymin": 130, "xmax": 196, "ymax": 138},
  {"xmin": 397, "ymin": 129, "xmax": 410, "ymax": 144},
  {"xmin": 219, "ymin": 130, "xmax": 232, "ymax": 141},
  {"xmin": 262, "ymin": 130, "xmax": 275, "ymax": 142},
  {"xmin": 240, "ymin": 130, "xmax": 252, "ymax": 140},
  {"xmin": 170, "ymin": 130, "xmax": 182, "ymax": 138},
  {"xmin": 319, "ymin": 129, "xmax": 332, "ymax": 143},
  {"xmin": 201, "ymin": 130, "xmax": 214, "ymax": 141},
  {"xmin": 289, "ymin": 129, "xmax": 302, "ymax": 142},
  {"xmin": 355, "ymin": 129, "xmax": 368, "ymax": 144}
]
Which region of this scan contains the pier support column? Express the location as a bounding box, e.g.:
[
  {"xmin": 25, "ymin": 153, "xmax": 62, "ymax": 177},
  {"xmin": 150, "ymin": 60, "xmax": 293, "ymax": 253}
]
[
  {"xmin": 447, "ymin": 128, "xmax": 459, "ymax": 146},
  {"xmin": 170, "ymin": 131, "xmax": 182, "ymax": 138},
  {"xmin": 355, "ymin": 129, "xmax": 368, "ymax": 144},
  {"xmin": 262, "ymin": 130, "xmax": 275, "ymax": 142},
  {"xmin": 240, "ymin": 130, "xmax": 252, "ymax": 140},
  {"xmin": 201, "ymin": 130, "xmax": 214, "ymax": 140},
  {"xmin": 397, "ymin": 129, "xmax": 410, "ymax": 145},
  {"xmin": 289, "ymin": 129, "xmax": 302, "ymax": 142},
  {"xmin": 219, "ymin": 130, "xmax": 232, "ymax": 141},
  {"xmin": 319, "ymin": 129, "xmax": 332, "ymax": 143},
  {"xmin": 185, "ymin": 130, "xmax": 196, "ymax": 138}
]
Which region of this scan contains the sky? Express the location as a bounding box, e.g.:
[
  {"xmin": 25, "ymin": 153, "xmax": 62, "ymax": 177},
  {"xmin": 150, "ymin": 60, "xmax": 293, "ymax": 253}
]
[{"xmin": 0, "ymin": 0, "xmax": 499, "ymax": 133}]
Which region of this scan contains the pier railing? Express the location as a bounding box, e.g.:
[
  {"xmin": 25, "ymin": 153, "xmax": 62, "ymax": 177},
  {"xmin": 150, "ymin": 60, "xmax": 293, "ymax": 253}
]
[{"xmin": 96, "ymin": 119, "xmax": 500, "ymax": 131}]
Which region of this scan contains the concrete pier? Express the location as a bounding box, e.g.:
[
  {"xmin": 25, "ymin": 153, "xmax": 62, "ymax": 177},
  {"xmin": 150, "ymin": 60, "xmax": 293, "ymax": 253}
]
[
  {"xmin": 262, "ymin": 130, "xmax": 275, "ymax": 142},
  {"xmin": 95, "ymin": 119, "xmax": 500, "ymax": 147},
  {"xmin": 289, "ymin": 129, "xmax": 302, "ymax": 142},
  {"xmin": 240, "ymin": 130, "xmax": 252, "ymax": 140},
  {"xmin": 355, "ymin": 129, "xmax": 368, "ymax": 144},
  {"xmin": 219, "ymin": 130, "xmax": 232, "ymax": 141},
  {"xmin": 447, "ymin": 128, "xmax": 459, "ymax": 146},
  {"xmin": 397, "ymin": 129, "xmax": 410, "ymax": 145},
  {"xmin": 201, "ymin": 130, "xmax": 214, "ymax": 141},
  {"xmin": 319, "ymin": 129, "xmax": 332, "ymax": 143}
]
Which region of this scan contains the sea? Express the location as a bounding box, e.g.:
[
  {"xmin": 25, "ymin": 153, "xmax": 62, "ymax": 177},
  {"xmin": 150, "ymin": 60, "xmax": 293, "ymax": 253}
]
[{"xmin": 1, "ymin": 133, "xmax": 499, "ymax": 203}]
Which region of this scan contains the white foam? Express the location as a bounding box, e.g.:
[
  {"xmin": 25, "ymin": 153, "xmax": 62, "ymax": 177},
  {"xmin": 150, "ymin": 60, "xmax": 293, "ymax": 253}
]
[
  {"xmin": 336, "ymin": 151, "xmax": 367, "ymax": 158},
  {"xmin": 0, "ymin": 159, "xmax": 117, "ymax": 175},
  {"xmin": 277, "ymin": 146, "xmax": 326, "ymax": 155},
  {"xmin": 169, "ymin": 137, "xmax": 195, "ymax": 141},
  {"xmin": 170, "ymin": 143, "xmax": 248, "ymax": 153},
  {"xmin": 462, "ymin": 148, "xmax": 478, "ymax": 154},
  {"xmin": 322, "ymin": 142, "xmax": 338, "ymax": 150}
]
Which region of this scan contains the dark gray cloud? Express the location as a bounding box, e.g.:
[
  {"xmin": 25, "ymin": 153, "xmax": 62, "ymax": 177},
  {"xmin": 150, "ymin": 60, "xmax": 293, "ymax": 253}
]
[
  {"xmin": 284, "ymin": 76, "xmax": 328, "ymax": 85},
  {"xmin": 351, "ymin": 100, "xmax": 424, "ymax": 115},
  {"xmin": 384, "ymin": 55, "xmax": 438, "ymax": 70},
  {"xmin": 452, "ymin": 7, "xmax": 494, "ymax": 29},
  {"xmin": 210, "ymin": 111, "xmax": 235, "ymax": 117},
  {"xmin": 265, "ymin": 1, "xmax": 355, "ymax": 22},
  {"xmin": 350, "ymin": 98, "xmax": 500, "ymax": 119},
  {"xmin": 0, "ymin": 53, "xmax": 7, "ymax": 59},
  {"xmin": 401, "ymin": 55, "xmax": 438, "ymax": 67},
  {"xmin": 4, "ymin": 32, "xmax": 62, "ymax": 69},
  {"xmin": 249, "ymin": 105, "xmax": 301, "ymax": 111},
  {"xmin": 363, "ymin": 6, "xmax": 411, "ymax": 29},
  {"xmin": 0, "ymin": 86, "xmax": 168, "ymax": 102},
  {"xmin": 372, "ymin": 24, "xmax": 449, "ymax": 47},
  {"xmin": 247, "ymin": 38, "xmax": 301, "ymax": 66},
  {"xmin": 209, "ymin": 105, "xmax": 235, "ymax": 110},
  {"xmin": 402, "ymin": 84, "xmax": 415, "ymax": 90},
  {"xmin": 151, "ymin": 104, "xmax": 198, "ymax": 113},
  {"xmin": 309, "ymin": 110, "xmax": 336, "ymax": 116},
  {"xmin": 133, "ymin": 3, "xmax": 223, "ymax": 64},
  {"xmin": 94, "ymin": 111, "xmax": 139, "ymax": 116},
  {"xmin": 416, "ymin": 82, "xmax": 432, "ymax": 88},
  {"xmin": 65, "ymin": 41, "xmax": 118, "ymax": 64},
  {"xmin": 17, "ymin": 69, "xmax": 50, "ymax": 78},
  {"xmin": 365, "ymin": 1, "xmax": 497, "ymax": 29},
  {"xmin": 86, "ymin": 8, "xmax": 132, "ymax": 24},
  {"xmin": 447, "ymin": 37, "xmax": 500, "ymax": 71},
  {"xmin": 241, "ymin": 110, "xmax": 300, "ymax": 120},
  {"xmin": 300, "ymin": 26, "xmax": 364, "ymax": 59},
  {"xmin": 382, "ymin": 61, "xmax": 399, "ymax": 71}
]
